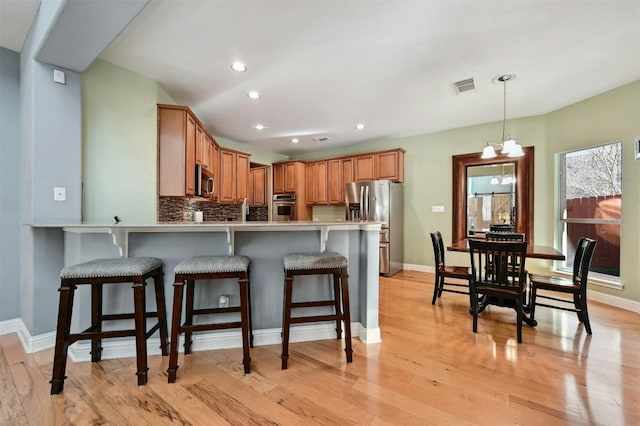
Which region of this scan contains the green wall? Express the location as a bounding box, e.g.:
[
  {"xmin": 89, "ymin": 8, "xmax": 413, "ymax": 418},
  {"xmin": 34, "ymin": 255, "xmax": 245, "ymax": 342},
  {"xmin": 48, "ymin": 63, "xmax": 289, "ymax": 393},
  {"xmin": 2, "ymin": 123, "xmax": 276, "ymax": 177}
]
[{"xmin": 82, "ymin": 59, "xmax": 159, "ymax": 223}]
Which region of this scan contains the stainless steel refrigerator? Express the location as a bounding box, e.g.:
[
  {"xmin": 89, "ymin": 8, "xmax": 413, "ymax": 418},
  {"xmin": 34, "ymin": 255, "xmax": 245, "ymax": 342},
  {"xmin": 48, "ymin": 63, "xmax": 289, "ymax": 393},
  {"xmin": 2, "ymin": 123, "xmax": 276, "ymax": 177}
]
[{"xmin": 345, "ymin": 180, "xmax": 404, "ymax": 276}]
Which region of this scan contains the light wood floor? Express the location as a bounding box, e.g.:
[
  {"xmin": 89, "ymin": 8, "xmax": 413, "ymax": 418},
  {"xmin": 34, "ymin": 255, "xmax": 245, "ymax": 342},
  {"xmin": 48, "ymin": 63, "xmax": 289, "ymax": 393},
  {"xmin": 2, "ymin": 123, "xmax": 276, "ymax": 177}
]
[{"xmin": 2, "ymin": 270, "xmax": 639, "ymax": 425}]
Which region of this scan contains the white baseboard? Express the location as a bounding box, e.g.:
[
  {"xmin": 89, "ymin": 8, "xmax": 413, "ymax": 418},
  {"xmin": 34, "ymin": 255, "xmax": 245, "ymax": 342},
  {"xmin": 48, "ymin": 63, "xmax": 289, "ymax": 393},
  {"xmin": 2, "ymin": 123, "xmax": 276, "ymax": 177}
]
[
  {"xmin": 0, "ymin": 318, "xmax": 56, "ymax": 353},
  {"xmin": 1, "ymin": 319, "xmax": 379, "ymax": 359},
  {"xmin": 403, "ymin": 263, "xmax": 435, "ymax": 273}
]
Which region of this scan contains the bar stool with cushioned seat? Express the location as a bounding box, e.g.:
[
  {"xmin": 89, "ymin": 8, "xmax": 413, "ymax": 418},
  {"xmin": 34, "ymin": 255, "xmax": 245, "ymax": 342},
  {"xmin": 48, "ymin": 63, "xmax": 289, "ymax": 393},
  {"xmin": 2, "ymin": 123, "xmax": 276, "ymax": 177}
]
[
  {"xmin": 281, "ymin": 252, "xmax": 352, "ymax": 369},
  {"xmin": 167, "ymin": 255, "xmax": 252, "ymax": 383},
  {"xmin": 50, "ymin": 257, "xmax": 169, "ymax": 394}
]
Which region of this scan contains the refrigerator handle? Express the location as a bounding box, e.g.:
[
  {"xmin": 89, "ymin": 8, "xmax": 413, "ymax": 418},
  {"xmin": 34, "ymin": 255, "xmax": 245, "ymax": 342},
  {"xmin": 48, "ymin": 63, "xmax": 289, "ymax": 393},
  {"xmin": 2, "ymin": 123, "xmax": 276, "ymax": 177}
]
[
  {"xmin": 364, "ymin": 185, "xmax": 370, "ymax": 221},
  {"xmin": 359, "ymin": 185, "xmax": 364, "ymax": 221}
]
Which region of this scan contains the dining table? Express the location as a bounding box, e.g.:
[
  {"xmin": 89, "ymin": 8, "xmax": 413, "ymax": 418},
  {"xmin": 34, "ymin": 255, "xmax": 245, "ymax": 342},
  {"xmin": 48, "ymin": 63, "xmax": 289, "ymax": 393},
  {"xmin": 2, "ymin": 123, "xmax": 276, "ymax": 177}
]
[
  {"xmin": 447, "ymin": 238, "xmax": 566, "ymax": 260},
  {"xmin": 447, "ymin": 238, "xmax": 565, "ymax": 326}
]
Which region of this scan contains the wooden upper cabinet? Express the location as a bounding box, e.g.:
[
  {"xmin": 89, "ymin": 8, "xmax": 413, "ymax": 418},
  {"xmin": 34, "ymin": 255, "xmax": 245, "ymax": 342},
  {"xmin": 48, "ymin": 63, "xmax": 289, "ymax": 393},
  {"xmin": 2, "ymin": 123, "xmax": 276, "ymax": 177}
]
[
  {"xmin": 354, "ymin": 154, "xmax": 375, "ymax": 182},
  {"xmin": 273, "ymin": 163, "xmax": 285, "ymax": 194},
  {"xmin": 236, "ymin": 153, "xmax": 250, "ymax": 202},
  {"xmin": 195, "ymin": 124, "xmax": 205, "ymax": 166},
  {"xmin": 328, "ymin": 159, "xmax": 343, "ymax": 205},
  {"xmin": 218, "ymin": 148, "xmax": 236, "ymax": 203},
  {"xmin": 306, "ymin": 163, "xmax": 316, "ymax": 205},
  {"xmin": 284, "ymin": 162, "xmax": 298, "ymax": 192},
  {"xmin": 158, "ymin": 104, "xmax": 250, "ymax": 203},
  {"xmin": 218, "ymin": 148, "xmax": 251, "ymax": 204},
  {"xmin": 158, "ymin": 106, "xmax": 188, "ymax": 196},
  {"xmin": 376, "ymin": 149, "xmax": 405, "ymax": 182},
  {"xmin": 305, "ymin": 161, "xmax": 327, "ymax": 205},
  {"xmin": 273, "ymin": 161, "xmax": 303, "ymax": 193},
  {"xmin": 249, "ymin": 166, "xmax": 268, "ymax": 206}
]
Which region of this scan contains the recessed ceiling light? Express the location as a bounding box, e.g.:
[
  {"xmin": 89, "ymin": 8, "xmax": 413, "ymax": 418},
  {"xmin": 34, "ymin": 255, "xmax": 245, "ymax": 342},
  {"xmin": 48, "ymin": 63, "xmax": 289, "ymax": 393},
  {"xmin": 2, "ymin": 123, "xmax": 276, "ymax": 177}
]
[
  {"xmin": 356, "ymin": 123, "xmax": 365, "ymax": 130},
  {"xmin": 247, "ymin": 91, "xmax": 261, "ymax": 100},
  {"xmin": 252, "ymin": 124, "xmax": 266, "ymax": 130},
  {"xmin": 231, "ymin": 61, "xmax": 247, "ymax": 72},
  {"xmin": 291, "ymin": 138, "xmax": 299, "ymax": 144}
]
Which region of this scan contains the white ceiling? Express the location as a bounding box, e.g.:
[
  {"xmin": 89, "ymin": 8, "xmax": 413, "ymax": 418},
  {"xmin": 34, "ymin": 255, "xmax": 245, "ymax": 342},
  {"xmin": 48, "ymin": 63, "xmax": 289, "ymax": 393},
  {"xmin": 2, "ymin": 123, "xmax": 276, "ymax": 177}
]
[{"xmin": 4, "ymin": 1, "xmax": 640, "ymax": 156}]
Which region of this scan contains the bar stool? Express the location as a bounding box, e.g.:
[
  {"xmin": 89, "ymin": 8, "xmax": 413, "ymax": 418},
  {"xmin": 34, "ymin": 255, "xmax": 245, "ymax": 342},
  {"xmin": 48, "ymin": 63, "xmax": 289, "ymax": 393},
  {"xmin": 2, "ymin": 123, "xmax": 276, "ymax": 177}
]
[
  {"xmin": 50, "ymin": 257, "xmax": 169, "ymax": 394},
  {"xmin": 281, "ymin": 252, "xmax": 352, "ymax": 369},
  {"xmin": 167, "ymin": 255, "xmax": 252, "ymax": 383}
]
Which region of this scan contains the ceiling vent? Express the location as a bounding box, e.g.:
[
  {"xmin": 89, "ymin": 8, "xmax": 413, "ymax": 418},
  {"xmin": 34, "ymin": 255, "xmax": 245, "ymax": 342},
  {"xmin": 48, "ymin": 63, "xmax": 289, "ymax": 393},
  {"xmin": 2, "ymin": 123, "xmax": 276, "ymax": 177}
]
[
  {"xmin": 312, "ymin": 136, "xmax": 330, "ymax": 142},
  {"xmin": 453, "ymin": 77, "xmax": 477, "ymax": 94}
]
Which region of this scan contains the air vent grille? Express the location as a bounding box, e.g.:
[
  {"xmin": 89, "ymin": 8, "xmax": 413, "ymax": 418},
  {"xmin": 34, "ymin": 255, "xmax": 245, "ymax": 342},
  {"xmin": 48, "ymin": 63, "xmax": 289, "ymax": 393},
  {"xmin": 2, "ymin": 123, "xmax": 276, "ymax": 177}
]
[{"xmin": 454, "ymin": 78, "xmax": 476, "ymax": 94}]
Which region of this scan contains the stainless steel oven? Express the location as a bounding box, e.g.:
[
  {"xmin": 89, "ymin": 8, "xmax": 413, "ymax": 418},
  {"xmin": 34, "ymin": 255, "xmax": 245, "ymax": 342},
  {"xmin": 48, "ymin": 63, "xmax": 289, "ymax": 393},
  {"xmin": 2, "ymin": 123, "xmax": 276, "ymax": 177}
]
[{"xmin": 272, "ymin": 193, "xmax": 296, "ymax": 221}]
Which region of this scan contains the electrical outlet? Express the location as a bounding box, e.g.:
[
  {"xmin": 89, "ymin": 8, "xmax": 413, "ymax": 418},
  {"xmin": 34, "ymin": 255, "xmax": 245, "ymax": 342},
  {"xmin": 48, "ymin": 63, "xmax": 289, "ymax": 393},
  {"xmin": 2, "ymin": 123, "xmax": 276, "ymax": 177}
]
[
  {"xmin": 432, "ymin": 205, "xmax": 445, "ymax": 213},
  {"xmin": 54, "ymin": 187, "xmax": 66, "ymax": 201}
]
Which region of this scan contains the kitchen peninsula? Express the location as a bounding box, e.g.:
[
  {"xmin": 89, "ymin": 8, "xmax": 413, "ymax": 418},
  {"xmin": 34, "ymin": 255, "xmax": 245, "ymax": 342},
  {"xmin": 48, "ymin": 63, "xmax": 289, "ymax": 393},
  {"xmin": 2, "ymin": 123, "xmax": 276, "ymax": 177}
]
[{"xmin": 42, "ymin": 221, "xmax": 382, "ymax": 362}]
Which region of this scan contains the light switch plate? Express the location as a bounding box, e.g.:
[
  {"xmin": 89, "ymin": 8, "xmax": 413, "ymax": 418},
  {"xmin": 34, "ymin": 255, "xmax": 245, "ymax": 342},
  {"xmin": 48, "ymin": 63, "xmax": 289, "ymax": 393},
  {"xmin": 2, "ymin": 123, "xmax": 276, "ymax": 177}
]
[
  {"xmin": 432, "ymin": 205, "xmax": 445, "ymax": 213},
  {"xmin": 54, "ymin": 187, "xmax": 66, "ymax": 201},
  {"xmin": 53, "ymin": 69, "xmax": 66, "ymax": 84}
]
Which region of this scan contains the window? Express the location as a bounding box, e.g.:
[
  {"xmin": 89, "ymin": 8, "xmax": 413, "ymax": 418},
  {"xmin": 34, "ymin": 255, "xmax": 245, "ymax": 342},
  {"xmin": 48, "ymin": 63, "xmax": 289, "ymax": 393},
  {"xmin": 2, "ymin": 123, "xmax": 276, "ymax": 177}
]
[{"xmin": 557, "ymin": 142, "xmax": 621, "ymax": 283}]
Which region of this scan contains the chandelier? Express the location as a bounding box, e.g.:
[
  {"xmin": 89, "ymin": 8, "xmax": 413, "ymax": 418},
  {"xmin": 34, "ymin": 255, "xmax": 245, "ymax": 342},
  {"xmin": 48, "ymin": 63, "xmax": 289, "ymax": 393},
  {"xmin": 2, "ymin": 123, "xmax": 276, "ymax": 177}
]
[{"xmin": 481, "ymin": 74, "xmax": 524, "ymax": 159}]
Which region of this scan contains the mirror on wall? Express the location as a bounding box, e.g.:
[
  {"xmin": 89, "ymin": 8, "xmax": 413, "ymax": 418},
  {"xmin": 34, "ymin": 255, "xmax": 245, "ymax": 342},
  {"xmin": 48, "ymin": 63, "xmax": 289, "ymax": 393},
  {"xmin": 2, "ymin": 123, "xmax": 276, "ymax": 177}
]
[
  {"xmin": 467, "ymin": 163, "xmax": 516, "ymax": 235},
  {"xmin": 452, "ymin": 146, "xmax": 534, "ymax": 243}
]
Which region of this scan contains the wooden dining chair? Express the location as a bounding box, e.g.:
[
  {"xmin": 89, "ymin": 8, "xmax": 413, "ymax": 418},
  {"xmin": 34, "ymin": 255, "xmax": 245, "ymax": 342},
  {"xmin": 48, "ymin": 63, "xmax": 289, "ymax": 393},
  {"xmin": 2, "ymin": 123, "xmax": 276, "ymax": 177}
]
[
  {"xmin": 528, "ymin": 237, "xmax": 597, "ymax": 334},
  {"xmin": 468, "ymin": 240, "xmax": 529, "ymax": 343},
  {"xmin": 430, "ymin": 231, "xmax": 470, "ymax": 305},
  {"xmin": 485, "ymin": 232, "xmax": 525, "ymax": 242}
]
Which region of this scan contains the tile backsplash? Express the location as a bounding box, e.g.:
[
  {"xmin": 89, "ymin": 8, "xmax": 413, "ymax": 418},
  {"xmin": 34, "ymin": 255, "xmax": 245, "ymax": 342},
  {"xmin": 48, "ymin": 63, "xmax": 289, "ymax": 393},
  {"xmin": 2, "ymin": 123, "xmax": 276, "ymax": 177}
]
[{"xmin": 159, "ymin": 197, "xmax": 268, "ymax": 222}]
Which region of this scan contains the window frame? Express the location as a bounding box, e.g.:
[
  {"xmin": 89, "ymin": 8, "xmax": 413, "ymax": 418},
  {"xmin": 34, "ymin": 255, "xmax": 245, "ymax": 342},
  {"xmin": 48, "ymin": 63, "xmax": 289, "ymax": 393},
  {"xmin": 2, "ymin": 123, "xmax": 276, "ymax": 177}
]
[{"xmin": 554, "ymin": 142, "xmax": 622, "ymax": 289}]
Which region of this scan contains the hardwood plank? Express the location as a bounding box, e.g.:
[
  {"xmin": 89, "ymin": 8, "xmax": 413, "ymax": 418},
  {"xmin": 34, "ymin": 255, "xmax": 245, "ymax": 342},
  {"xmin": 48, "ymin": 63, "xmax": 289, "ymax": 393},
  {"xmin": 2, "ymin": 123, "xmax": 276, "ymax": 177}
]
[{"xmin": 1, "ymin": 270, "xmax": 639, "ymax": 425}]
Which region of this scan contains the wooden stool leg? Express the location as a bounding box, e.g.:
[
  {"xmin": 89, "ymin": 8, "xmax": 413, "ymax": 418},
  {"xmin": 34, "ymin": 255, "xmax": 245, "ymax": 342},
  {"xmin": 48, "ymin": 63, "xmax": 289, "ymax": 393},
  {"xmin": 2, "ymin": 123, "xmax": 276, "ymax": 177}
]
[
  {"xmin": 132, "ymin": 280, "xmax": 148, "ymax": 386},
  {"xmin": 340, "ymin": 269, "xmax": 353, "ymax": 363},
  {"xmin": 90, "ymin": 282, "xmax": 103, "ymax": 362},
  {"xmin": 167, "ymin": 278, "xmax": 184, "ymax": 383},
  {"xmin": 50, "ymin": 280, "xmax": 75, "ymax": 395},
  {"xmin": 281, "ymin": 274, "xmax": 293, "ymax": 369},
  {"xmin": 333, "ymin": 273, "xmax": 342, "ymax": 339},
  {"xmin": 153, "ymin": 271, "xmax": 169, "ymax": 356},
  {"xmin": 247, "ymin": 268, "xmax": 254, "ymax": 348},
  {"xmin": 239, "ymin": 273, "xmax": 251, "ymax": 374},
  {"xmin": 184, "ymin": 279, "xmax": 195, "ymax": 354}
]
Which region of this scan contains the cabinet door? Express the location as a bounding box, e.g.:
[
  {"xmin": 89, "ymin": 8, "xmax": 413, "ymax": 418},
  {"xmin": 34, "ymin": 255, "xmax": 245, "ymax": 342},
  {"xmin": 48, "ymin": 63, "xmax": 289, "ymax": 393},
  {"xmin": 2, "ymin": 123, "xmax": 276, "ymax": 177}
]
[
  {"xmin": 306, "ymin": 163, "xmax": 316, "ymax": 205},
  {"xmin": 158, "ymin": 107, "xmax": 187, "ymax": 196},
  {"xmin": 195, "ymin": 124, "xmax": 205, "ymax": 165},
  {"xmin": 202, "ymin": 133, "xmax": 210, "ymax": 170},
  {"xmin": 315, "ymin": 161, "xmax": 328, "ymax": 205},
  {"xmin": 185, "ymin": 114, "xmax": 197, "ymax": 195},
  {"xmin": 218, "ymin": 149, "xmax": 236, "ymax": 203},
  {"xmin": 248, "ymin": 169, "xmax": 255, "ymax": 206},
  {"xmin": 236, "ymin": 153, "xmax": 250, "ymax": 201},
  {"xmin": 328, "ymin": 159, "xmax": 342, "ymax": 204},
  {"xmin": 251, "ymin": 167, "xmax": 267, "ymax": 206},
  {"xmin": 354, "ymin": 154, "xmax": 375, "ymax": 182},
  {"xmin": 284, "ymin": 162, "xmax": 297, "ymax": 192},
  {"xmin": 273, "ymin": 163, "xmax": 285, "ymax": 194},
  {"xmin": 376, "ymin": 150, "xmax": 404, "ymax": 182}
]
